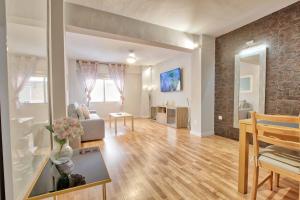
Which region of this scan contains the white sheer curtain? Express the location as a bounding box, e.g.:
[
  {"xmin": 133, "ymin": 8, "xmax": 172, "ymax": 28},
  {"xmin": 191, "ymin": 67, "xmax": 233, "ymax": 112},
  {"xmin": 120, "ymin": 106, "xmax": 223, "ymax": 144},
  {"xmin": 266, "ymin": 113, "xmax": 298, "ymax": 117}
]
[
  {"xmin": 78, "ymin": 60, "xmax": 98, "ymax": 106},
  {"xmin": 108, "ymin": 64, "xmax": 126, "ymax": 106},
  {"xmin": 8, "ymin": 54, "xmax": 38, "ymax": 108}
]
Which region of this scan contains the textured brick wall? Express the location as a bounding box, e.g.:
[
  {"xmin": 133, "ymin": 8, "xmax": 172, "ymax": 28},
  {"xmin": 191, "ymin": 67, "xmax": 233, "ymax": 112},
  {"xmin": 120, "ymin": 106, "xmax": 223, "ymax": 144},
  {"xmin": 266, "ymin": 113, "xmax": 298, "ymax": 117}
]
[{"xmin": 215, "ymin": 2, "xmax": 300, "ymax": 140}]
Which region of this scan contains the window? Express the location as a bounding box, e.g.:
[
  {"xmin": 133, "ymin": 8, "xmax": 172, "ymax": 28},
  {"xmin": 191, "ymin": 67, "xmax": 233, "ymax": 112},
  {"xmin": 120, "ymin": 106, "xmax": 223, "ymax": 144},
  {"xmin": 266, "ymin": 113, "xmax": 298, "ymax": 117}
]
[
  {"xmin": 105, "ymin": 80, "xmax": 120, "ymax": 102},
  {"xmin": 240, "ymin": 75, "xmax": 253, "ymax": 93},
  {"xmin": 90, "ymin": 79, "xmax": 120, "ymax": 102},
  {"xmin": 19, "ymin": 76, "xmax": 48, "ymax": 103},
  {"xmin": 90, "ymin": 79, "xmax": 104, "ymax": 102}
]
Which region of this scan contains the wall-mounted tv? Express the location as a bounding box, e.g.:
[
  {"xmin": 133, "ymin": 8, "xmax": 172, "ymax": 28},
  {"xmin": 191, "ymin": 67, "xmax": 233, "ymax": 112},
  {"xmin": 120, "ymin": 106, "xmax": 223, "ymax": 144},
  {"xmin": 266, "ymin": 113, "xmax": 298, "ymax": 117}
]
[{"xmin": 160, "ymin": 67, "xmax": 182, "ymax": 92}]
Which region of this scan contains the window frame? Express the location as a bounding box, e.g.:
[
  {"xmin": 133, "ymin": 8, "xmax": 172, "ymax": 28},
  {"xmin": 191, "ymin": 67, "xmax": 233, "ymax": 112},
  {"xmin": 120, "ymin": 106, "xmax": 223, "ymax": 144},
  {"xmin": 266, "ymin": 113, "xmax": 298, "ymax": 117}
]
[
  {"xmin": 19, "ymin": 76, "xmax": 48, "ymax": 104},
  {"xmin": 90, "ymin": 78, "xmax": 120, "ymax": 103},
  {"xmin": 239, "ymin": 75, "xmax": 253, "ymax": 93}
]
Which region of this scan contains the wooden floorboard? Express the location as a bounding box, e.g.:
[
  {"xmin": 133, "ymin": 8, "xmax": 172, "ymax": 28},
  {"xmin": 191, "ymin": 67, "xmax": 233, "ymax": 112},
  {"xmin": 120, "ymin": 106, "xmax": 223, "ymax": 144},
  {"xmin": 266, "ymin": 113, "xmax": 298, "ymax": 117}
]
[{"xmin": 56, "ymin": 119, "xmax": 299, "ymax": 200}]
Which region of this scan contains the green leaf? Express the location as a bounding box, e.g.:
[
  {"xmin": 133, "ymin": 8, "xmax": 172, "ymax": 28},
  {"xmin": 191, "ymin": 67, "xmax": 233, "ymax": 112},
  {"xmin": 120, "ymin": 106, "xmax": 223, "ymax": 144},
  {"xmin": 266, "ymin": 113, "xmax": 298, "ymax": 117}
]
[
  {"xmin": 54, "ymin": 135, "xmax": 67, "ymax": 146},
  {"xmin": 46, "ymin": 125, "xmax": 54, "ymax": 133}
]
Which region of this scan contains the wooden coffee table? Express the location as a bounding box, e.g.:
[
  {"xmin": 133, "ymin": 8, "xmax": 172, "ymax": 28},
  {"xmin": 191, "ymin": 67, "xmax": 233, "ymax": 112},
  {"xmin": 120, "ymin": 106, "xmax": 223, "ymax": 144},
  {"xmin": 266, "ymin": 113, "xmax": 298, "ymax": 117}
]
[{"xmin": 109, "ymin": 112, "xmax": 134, "ymax": 135}]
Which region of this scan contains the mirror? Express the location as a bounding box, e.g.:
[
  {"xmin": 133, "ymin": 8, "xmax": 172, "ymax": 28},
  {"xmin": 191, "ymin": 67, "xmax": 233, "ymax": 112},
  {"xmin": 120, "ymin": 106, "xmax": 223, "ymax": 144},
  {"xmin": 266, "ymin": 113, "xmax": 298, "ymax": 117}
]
[{"xmin": 233, "ymin": 45, "xmax": 267, "ymax": 128}]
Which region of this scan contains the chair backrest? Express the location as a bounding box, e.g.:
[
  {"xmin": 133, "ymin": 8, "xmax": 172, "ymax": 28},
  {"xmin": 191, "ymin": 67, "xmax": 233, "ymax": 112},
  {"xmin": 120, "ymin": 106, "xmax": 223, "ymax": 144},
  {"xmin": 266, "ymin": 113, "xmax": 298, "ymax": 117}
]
[{"xmin": 251, "ymin": 112, "xmax": 300, "ymax": 157}]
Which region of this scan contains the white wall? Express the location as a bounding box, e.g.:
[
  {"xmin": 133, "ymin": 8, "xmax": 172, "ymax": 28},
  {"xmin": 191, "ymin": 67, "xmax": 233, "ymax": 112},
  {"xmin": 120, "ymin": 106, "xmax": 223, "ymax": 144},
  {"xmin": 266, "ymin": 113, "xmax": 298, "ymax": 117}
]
[
  {"xmin": 140, "ymin": 66, "xmax": 152, "ymax": 117},
  {"xmin": 151, "ymin": 53, "xmax": 192, "ymax": 107},
  {"xmin": 68, "ymin": 59, "xmax": 142, "ymax": 119}
]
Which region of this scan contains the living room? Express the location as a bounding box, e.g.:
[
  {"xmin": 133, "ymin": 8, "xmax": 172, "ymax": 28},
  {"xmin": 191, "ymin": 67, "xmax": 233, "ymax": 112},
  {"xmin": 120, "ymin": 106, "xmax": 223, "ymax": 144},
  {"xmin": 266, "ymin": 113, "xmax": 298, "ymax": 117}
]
[
  {"xmin": 0, "ymin": 0, "xmax": 299, "ymax": 200},
  {"xmin": 66, "ymin": 32, "xmax": 192, "ymax": 120}
]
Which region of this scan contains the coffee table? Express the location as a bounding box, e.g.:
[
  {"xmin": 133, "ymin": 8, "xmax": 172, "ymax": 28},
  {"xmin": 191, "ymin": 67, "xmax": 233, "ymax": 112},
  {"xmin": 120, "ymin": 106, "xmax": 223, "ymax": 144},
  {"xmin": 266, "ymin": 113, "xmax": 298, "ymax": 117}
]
[
  {"xmin": 26, "ymin": 147, "xmax": 111, "ymax": 200},
  {"xmin": 109, "ymin": 112, "xmax": 134, "ymax": 135}
]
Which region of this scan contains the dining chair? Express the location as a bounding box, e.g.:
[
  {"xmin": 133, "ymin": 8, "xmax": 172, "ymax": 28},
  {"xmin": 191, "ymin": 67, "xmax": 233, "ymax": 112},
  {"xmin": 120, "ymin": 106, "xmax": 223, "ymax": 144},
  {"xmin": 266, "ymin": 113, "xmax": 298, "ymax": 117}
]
[{"xmin": 251, "ymin": 112, "xmax": 300, "ymax": 200}]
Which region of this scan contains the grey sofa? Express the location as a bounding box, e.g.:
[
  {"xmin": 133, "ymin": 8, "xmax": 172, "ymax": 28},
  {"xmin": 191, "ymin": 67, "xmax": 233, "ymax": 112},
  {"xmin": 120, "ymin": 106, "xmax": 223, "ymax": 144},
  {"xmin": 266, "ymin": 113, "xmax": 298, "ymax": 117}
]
[{"xmin": 68, "ymin": 103, "xmax": 105, "ymax": 141}]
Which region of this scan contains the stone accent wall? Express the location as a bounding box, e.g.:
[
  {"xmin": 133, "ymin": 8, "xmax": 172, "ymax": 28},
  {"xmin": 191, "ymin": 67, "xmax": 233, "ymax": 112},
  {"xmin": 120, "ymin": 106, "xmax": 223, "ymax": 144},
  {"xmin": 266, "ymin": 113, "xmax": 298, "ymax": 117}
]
[{"xmin": 215, "ymin": 2, "xmax": 300, "ymax": 140}]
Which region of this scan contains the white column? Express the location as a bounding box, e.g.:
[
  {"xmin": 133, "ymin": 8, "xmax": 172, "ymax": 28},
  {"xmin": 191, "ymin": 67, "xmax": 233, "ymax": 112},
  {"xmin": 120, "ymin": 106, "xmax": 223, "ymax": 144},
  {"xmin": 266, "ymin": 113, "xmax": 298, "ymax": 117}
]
[
  {"xmin": 190, "ymin": 47, "xmax": 202, "ymax": 135},
  {"xmin": 200, "ymin": 35, "xmax": 215, "ymax": 136},
  {"xmin": 49, "ymin": 0, "xmax": 68, "ymax": 119},
  {"xmin": 190, "ymin": 35, "xmax": 215, "ymax": 136}
]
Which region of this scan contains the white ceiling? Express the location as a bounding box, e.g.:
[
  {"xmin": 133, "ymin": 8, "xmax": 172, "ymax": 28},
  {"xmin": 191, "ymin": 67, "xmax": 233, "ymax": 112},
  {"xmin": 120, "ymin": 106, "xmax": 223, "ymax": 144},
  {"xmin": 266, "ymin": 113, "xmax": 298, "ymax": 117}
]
[
  {"xmin": 65, "ymin": 32, "xmax": 186, "ymax": 65},
  {"xmin": 7, "ymin": 23, "xmax": 187, "ymax": 65},
  {"xmin": 65, "ymin": 0, "xmax": 298, "ymax": 36},
  {"xmin": 7, "ymin": 23, "xmax": 47, "ymax": 57}
]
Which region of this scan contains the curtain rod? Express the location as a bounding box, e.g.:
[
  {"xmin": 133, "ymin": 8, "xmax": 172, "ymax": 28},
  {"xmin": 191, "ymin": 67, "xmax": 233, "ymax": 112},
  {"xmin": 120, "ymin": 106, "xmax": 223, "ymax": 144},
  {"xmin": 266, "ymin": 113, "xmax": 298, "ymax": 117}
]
[
  {"xmin": 76, "ymin": 59, "xmax": 152, "ymax": 67},
  {"xmin": 76, "ymin": 59, "xmax": 128, "ymax": 65}
]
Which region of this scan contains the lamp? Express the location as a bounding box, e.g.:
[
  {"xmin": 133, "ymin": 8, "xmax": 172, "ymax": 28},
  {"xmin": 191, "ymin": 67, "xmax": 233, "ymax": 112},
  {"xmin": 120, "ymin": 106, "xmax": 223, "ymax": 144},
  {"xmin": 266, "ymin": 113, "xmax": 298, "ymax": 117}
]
[{"xmin": 126, "ymin": 50, "xmax": 136, "ymax": 64}]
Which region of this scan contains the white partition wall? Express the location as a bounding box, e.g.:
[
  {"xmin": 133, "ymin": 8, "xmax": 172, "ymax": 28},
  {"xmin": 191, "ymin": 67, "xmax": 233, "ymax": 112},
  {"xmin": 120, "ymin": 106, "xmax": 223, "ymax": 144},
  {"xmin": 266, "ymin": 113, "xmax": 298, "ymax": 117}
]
[{"xmin": 1, "ymin": 0, "xmax": 51, "ymax": 199}]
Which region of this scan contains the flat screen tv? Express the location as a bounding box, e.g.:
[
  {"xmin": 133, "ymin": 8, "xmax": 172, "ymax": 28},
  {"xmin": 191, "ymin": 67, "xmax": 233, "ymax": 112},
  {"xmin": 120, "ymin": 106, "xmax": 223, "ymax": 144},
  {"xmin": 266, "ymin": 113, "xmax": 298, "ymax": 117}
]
[{"xmin": 160, "ymin": 68, "xmax": 182, "ymax": 92}]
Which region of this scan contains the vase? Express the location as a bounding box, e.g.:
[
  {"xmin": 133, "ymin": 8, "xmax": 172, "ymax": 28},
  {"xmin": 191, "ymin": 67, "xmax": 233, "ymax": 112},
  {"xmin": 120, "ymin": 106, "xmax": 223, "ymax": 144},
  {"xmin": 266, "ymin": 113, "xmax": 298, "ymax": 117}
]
[{"xmin": 50, "ymin": 140, "xmax": 73, "ymax": 165}]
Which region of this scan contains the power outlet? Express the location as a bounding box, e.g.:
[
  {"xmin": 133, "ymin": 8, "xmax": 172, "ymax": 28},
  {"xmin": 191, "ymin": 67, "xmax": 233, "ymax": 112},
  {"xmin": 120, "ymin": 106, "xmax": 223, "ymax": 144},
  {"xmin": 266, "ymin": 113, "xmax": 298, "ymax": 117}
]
[{"xmin": 218, "ymin": 115, "xmax": 223, "ymax": 120}]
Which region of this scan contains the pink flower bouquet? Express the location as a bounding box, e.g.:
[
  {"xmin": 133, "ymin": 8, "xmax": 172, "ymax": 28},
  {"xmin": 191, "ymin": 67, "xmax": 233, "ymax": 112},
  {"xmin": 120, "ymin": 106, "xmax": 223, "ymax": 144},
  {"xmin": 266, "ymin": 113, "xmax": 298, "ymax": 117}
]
[{"xmin": 47, "ymin": 117, "xmax": 84, "ymax": 147}]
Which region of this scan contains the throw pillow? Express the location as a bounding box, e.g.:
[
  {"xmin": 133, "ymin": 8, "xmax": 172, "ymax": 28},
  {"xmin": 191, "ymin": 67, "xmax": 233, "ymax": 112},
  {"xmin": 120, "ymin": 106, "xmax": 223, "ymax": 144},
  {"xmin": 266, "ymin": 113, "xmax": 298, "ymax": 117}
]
[
  {"xmin": 81, "ymin": 104, "xmax": 90, "ymax": 119},
  {"xmin": 76, "ymin": 107, "xmax": 85, "ymax": 120}
]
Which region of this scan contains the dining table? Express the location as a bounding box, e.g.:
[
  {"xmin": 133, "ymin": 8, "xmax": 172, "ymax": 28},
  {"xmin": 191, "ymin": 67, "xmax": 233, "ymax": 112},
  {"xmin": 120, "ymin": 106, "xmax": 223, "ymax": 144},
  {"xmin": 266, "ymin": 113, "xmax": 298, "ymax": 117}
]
[{"xmin": 238, "ymin": 118, "xmax": 299, "ymax": 194}]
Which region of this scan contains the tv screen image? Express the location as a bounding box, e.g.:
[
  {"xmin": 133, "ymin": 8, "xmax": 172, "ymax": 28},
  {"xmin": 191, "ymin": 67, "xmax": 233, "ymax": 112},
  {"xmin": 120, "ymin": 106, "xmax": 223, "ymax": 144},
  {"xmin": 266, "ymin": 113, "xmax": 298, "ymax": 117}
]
[{"xmin": 160, "ymin": 68, "xmax": 181, "ymax": 92}]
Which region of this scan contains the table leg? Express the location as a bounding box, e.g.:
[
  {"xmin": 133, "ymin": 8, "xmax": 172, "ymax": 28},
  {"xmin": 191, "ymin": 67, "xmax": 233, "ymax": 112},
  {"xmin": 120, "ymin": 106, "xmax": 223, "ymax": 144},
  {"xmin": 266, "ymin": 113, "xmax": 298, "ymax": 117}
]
[
  {"xmin": 131, "ymin": 116, "xmax": 134, "ymax": 131},
  {"xmin": 238, "ymin": 123, "xmax": 249, "ymax": 194},
  {"xmin": 124, "ymin": 117, "xmax": 126, "ymax": 126},
  {"xmin": 103, "ymin": 183, "xmax": 106, "ymax": 200},
  {"xmin": 114, "ymin": 118, "xmax": 117, "ymax": 135},
  {"xmin": 109, "ymin": 115, "xmax": 111, "ymax": 128}
]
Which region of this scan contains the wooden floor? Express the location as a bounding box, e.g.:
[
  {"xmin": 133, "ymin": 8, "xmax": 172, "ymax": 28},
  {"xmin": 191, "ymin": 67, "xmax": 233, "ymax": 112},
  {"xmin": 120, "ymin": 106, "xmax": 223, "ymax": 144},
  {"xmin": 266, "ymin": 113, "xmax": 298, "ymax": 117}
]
[{"xmin": 57, "ymin": 119, "xmax": 299, "ymax": 200}]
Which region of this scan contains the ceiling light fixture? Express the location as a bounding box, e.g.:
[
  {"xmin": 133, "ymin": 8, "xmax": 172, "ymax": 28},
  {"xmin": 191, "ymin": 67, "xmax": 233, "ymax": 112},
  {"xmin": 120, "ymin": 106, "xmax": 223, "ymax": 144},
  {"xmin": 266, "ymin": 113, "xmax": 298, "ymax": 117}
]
[{"xmin": 126, "ymin": 50, "xmax": 136, "ymax": 64}]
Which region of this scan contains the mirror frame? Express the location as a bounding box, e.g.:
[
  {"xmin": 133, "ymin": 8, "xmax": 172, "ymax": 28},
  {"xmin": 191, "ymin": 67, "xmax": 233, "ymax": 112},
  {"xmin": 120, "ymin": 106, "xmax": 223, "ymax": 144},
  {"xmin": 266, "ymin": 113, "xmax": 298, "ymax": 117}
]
[{"xmin": 233, "ymin": 45, "xmax": 267, "ymax": 128}]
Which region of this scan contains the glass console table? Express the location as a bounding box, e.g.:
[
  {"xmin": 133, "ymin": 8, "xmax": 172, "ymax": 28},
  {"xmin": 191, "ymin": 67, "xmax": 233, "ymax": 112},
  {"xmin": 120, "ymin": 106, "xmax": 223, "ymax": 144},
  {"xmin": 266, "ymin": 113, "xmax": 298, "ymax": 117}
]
[{"xmin": 26, "ymin": 147, "xmax": 111, "ymax": 200}]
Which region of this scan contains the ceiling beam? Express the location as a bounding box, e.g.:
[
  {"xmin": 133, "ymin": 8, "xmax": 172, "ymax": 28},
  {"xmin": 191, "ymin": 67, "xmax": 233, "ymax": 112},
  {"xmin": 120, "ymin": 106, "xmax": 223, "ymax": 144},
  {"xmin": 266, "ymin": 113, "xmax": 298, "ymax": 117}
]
[{"xmin": 65, "ymin": 3, "xmax": 200, "ymax": 52}]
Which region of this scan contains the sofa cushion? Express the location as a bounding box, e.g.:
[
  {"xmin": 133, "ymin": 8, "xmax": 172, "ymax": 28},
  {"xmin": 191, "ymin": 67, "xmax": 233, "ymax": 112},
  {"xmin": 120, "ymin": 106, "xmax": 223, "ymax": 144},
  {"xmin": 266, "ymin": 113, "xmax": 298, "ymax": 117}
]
[
  {"xmin": 68, "ymin": 104, "xmax": 79, "ymax": 119},
  {"xmin": 81, "ymin": 104, "xmax": 90, "ymax": 119},
  {"xmin": 259, "ymin": 145, "xmax": 300, "ymax": 174},
  {"xmin": 76, "ymin": 107, "xmax": 85, "ymax": 120}
]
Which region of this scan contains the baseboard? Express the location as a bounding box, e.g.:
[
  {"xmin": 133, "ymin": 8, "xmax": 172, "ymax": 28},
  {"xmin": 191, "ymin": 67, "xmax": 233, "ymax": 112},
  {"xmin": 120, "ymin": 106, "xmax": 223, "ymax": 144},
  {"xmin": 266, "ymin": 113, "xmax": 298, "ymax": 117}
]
[
  {"xmin": 103, "ymin": 115, "xmax": 150, "ymax": 121},
  {"xmin": 201, "ymin": 130, "xmax": 215, "ymax": 136},
  {"xmin": 190, "ymin": 130, "xmax": 202, "ymax": 136},
  {"xmin": 190, "ymin": 130, "xmax": 214, "ymax": 137}
]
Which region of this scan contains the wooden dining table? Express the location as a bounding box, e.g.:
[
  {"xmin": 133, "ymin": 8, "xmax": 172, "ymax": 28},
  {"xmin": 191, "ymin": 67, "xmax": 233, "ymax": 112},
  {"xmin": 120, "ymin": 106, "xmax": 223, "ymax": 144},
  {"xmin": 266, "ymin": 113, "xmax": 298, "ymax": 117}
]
[{"xmin": 238, "ymin": 118, "xmax": 299, "ymax": 194}]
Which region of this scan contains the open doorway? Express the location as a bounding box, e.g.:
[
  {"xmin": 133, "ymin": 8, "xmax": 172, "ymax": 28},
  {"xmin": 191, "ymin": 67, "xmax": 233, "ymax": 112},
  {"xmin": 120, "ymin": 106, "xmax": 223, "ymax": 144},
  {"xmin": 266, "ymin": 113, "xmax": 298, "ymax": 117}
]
[{"xmin": 65, "ymin": 32, "xmax": 192, "ymax": 133}]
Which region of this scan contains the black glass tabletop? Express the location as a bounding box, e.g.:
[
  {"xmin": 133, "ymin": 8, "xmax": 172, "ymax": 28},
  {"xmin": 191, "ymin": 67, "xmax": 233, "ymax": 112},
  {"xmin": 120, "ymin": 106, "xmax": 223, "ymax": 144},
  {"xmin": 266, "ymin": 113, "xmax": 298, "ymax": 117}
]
[{"xmin": 28, "ymin": 147, "xmax": 111, "ymax": 199}]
